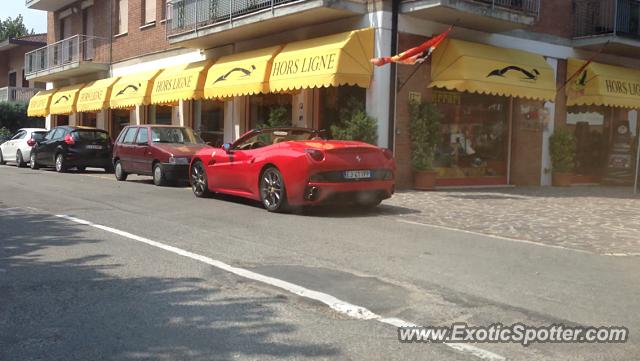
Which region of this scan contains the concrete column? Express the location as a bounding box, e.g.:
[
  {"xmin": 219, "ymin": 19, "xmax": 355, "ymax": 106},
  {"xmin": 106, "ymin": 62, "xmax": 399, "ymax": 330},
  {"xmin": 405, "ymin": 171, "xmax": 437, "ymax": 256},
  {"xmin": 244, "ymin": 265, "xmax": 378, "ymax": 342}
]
[
  {"xmin": 45, "ymin": 115, "xmax": 53, "ymax": 130},
  {"xmin": 225, "ymin": 96, "xmax": 245, "ymax": 142},
  {"xmin": 292, "ymin": 89, "xmax": 314, "ymax": 128},
  {"xmin": 68, "ymin": 113, "xmax": 79, "ymax": 126},
  {"xmin": 224, "ymin": 100, "xmax": 234, "ymax": 144},
  {"xmin": 366, "ymin": 10, "xmax": 393, "ymax": 148},
  {"xmin": 96, "ymin": 109, "xmax": 107, "ymax": 131},
  {"xmin": 134, "ymin": 106, "xmax": 145, "ymax": 125},
  {"xmin": 177, "ymin": 100, "xmax": 190, "ymax": 127},
  {"xmin": 541, "ymin": 58, "xmax": 558, "ymax": 186},
  {"xmin": 193, "ymin": 100, "xmax": 202, "ymax": 133}
]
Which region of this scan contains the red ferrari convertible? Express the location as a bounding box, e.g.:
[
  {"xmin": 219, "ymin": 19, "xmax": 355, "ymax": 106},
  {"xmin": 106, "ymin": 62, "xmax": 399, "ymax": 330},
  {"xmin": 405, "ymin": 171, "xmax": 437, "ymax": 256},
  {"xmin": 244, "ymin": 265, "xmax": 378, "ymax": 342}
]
[{"xmin": 189, "ymin": 128, "xmax": 396, "ymax": 212}]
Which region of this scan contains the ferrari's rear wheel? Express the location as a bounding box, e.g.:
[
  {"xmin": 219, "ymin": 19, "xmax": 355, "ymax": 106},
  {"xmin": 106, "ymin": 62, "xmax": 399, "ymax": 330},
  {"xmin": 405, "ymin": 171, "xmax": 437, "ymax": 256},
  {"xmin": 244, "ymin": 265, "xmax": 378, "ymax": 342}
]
[
  {"xmin": 190, "ymin": 161, "xmax": 211, "ymax": 198},
  {"xmin": 0, "ymin": 149, "xmax": 5, "ymax": 165},
  {"xmin": 260, "ymin": 167, "xmax": 287, "ymax": 212}
]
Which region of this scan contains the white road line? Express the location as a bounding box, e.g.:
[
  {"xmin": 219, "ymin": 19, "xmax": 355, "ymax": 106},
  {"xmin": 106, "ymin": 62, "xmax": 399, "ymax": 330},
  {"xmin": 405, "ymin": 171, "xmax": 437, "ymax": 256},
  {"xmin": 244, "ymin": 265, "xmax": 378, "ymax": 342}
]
[
  {"xmin": 395, "ymin": 218, "xmax": 597, "ymax": 255},
  {"xmin": 55, "ymin": 213, "xmax": 505, "ymax": 361}
]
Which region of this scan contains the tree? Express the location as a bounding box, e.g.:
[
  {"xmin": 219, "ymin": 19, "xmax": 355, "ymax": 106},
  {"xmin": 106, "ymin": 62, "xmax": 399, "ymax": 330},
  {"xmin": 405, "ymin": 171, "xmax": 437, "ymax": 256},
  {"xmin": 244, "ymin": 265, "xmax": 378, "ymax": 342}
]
[{"xmin": 0, "ymin": 15, "xmax": 34, "ymax": 42}]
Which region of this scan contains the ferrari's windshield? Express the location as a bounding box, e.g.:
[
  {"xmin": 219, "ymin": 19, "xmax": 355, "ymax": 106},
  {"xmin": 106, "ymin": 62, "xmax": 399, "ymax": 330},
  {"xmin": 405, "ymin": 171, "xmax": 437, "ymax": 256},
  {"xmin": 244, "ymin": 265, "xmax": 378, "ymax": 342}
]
[
  {"xmin": 151, "ymin": 127, "xmax": 203, "ymax": 145},
  {"xmin": 234, "ymin": 129, "xmax": 321, "ymax": 150}
]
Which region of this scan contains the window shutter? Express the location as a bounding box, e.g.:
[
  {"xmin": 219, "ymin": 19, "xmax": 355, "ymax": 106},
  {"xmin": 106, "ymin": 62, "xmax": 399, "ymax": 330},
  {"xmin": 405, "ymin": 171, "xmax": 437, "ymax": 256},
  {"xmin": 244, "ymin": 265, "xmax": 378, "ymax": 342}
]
[
  {"xmin": 145, "ymin": 0, "xmax": 156, "ymax": 24},
  {"xmin": 119, "ymin": 0, "xmax": 129, "ymax": 34}
]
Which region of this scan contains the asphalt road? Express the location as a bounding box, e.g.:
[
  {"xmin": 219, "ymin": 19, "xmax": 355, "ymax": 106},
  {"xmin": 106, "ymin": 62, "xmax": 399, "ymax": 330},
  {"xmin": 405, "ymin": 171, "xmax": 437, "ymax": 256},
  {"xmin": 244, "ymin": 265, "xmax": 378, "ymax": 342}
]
[{"xmin": 0, "ymin": 165, "xmax": 638, "ymax": 361}]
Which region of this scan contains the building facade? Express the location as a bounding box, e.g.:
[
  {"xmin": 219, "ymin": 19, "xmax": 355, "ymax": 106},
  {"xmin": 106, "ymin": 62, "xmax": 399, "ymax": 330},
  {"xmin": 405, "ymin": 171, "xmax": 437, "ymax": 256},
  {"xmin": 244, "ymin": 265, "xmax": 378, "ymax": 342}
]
[{"xmin": 24, "ymin": 0, "xmax": 640, "ymax": 188}]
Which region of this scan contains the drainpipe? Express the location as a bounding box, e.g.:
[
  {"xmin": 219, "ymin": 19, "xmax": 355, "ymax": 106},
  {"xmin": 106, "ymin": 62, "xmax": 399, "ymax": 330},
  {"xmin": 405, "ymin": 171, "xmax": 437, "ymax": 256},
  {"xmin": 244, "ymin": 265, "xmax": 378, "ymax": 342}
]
[
  {"xmin": 388, "ymin": 0, "xmax": 400, "ymax": 151},
  {"xmin": 635, "ymin": 133, "xmax": 640, "ymax": 194}
]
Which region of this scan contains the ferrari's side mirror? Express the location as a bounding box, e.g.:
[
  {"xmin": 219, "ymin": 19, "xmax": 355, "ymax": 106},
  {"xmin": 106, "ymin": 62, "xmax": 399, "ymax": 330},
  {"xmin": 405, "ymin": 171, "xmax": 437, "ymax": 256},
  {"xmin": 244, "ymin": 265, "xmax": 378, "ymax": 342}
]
[{"xmin": 222, "ymin": 143, "xmax": 232, "ymax": 153}]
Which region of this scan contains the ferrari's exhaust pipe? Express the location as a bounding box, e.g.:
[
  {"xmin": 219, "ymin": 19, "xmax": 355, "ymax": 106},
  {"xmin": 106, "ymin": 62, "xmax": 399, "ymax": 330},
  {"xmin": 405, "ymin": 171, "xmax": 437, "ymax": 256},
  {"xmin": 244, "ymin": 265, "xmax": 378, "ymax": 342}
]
[{"xmin": 305, "ymin": 186, "xmax": 319, "ymax": 201}]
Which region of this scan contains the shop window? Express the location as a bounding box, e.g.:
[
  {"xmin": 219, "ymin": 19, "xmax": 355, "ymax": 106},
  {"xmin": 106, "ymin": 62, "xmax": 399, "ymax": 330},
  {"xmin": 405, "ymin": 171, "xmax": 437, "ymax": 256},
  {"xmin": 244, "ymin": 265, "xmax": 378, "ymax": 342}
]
[
  {"xmin": 56, "ymin": 115, "xmax": 69, "ymax": 126},
  {"xmin": 249, "ymin": 93, "xmax": 292, "ymax": 129},
  {"xmin": 432, "ymin": 90, "xmax": 509, "ymax": 180},
  {"xmin": 319, "ymin": 86, "xmax": 366, "ymax": 133},
  {"xmin": 200, "ymin": 100, "xmax": 224, "ymax": 147},
  {"xmin": 155, "ymin": 105, "xmax": 173, "ymax": 125},
  {"xmin": 111, "ymin": 108, "xmax": 131, "ymax": 138},
  {"xmin": 83, "ymin": 112, "xmax": 97, "ymax": 128}
]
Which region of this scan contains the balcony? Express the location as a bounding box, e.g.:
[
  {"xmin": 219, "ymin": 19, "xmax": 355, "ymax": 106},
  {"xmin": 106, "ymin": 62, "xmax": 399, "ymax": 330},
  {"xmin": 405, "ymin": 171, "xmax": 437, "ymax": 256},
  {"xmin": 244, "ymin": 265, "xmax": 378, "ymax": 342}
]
[
  {"xmin": 25, "ymin": 35, "xmax": 110, "ymax": 82},
  {"xmin": 573, "ymin": 0, "xmax": 640, "ymax": 56},
  {"xmin": 166, "ymin": 0, "xmax": 368, "ymax": 48},
  {"xmin": 0, "ymin": 87, "xmax": 41, "ymax": 103},
  {"xmin": 401, "ymin": 0, "xmax": 540, "ymax": 32},
  {"xmin": 25, "ymin": 0, "xmax": 77, "ymax": 11}
]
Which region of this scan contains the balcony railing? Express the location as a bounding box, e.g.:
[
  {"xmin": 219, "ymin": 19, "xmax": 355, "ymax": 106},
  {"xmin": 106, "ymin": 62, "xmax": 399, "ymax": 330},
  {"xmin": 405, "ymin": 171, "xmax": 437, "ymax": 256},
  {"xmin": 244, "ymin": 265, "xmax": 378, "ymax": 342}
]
[
  {"xmin": 166, "ymin": 0, "xmax": 367, "ymax": 38},
  {"xmin": 167, "ymin": 0, "xmax": 306, "ymax": 37},
  {"xmin": 24, "ymin": 35, "xmax": 110, "ymax": 78},
  {"xmin": 574, "ymin": 0, "xmax": 640, "ymax": 38},
  {"xmin": 0, "ymin": 87, "xmax": 41, "ymax": 103},
  {"xmin": 402, "ymin": 0, "xmax": 540, "ymax": 17}
]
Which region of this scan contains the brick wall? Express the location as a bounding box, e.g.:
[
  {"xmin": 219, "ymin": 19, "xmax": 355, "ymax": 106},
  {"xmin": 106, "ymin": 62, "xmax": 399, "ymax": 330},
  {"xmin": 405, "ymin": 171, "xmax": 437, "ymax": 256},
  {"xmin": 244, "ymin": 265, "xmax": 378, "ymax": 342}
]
[
  {"xmin": 530, "ymin": 0, "xmax": 573, "ymax": 39},
  {"xmin": 510, "ymin": 99, "xmax": 544, "ymax": 186},
  {"xmin": 394, "ymin": 33, "xmax": 431, "ymax": 189},
  {"xmin": 110, "ymin": 0, "xmax": 174, "ymax": 63},
  {"xmin": 46, "ymin": 0, "xmax": 172, "ymax": 64}
]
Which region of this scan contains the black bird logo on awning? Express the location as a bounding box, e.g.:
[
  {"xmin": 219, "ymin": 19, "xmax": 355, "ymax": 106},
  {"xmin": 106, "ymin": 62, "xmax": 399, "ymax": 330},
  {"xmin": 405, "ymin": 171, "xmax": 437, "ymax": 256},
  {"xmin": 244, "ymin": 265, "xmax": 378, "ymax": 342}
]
[
  {"xmin": 54, "ymin": 95, "xmax": 70, "ymax": 104},
  {"xmin": 116, "ymin": 83, "xmax": 142, "ymax": 97},
  {"xmin": 213, "ymin": 65, "xmax": 256, "ymax": 84},
  {"xmin": 576, "ymin": 70, "xmax": 588, "ymax": 87},
  {"xmin": 487, "ymin": 66, "xmax": 540, "ymax": 81}
]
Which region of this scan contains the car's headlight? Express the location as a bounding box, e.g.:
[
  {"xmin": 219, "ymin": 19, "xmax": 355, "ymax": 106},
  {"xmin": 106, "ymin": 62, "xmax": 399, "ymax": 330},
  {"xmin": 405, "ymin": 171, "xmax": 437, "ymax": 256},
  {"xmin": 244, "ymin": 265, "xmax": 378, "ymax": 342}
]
[{"xmin": 169, "ymin": 156, "xmax": 190, "ymax": 165}]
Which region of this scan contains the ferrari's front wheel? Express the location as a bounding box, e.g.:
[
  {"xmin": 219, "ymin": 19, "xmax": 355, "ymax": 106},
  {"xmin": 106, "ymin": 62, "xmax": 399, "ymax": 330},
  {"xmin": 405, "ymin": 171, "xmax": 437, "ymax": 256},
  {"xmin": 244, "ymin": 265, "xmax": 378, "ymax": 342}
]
[
  {"xmin": 260, "ymin": 167, "xmax": 287, "ymax": 212},
  {"xmin": 190, "ymin": 161, "xmax": 211, "ymax": 198}
]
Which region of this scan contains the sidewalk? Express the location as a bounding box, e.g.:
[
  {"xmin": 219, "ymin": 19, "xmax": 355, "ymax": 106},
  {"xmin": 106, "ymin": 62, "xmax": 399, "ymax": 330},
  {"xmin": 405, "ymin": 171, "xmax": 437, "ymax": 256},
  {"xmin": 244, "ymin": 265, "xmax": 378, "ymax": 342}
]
[{"xmin": 386, "ymin": 187, "xmax": 640, "ymax": 256}]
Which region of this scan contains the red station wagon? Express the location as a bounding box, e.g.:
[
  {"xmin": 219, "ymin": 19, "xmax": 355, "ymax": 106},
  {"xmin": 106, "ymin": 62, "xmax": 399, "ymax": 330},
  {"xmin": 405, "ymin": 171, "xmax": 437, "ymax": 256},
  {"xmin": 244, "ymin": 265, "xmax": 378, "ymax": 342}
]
[{"xmin": 112, "ymin": 125, "xmax": 210, "ymax": 186}]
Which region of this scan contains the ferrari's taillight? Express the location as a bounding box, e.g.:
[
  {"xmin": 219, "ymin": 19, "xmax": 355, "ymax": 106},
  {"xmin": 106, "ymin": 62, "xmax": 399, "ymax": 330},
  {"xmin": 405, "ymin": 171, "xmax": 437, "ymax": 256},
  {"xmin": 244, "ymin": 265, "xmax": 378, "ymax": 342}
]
[
  {"xmin": 383, "ymin": 148, "xmax": 394, "ymax": 160},
  {"xmin": 27, "ymin": 139, "xmax": 36, "ymax": 147},
  {"xmin": 305, "ymin": 149, "xmax": 325, "ymax": 162},
  {"xmin": 64, "ymin": 134, "xmax": 75, "ymax": 145}
]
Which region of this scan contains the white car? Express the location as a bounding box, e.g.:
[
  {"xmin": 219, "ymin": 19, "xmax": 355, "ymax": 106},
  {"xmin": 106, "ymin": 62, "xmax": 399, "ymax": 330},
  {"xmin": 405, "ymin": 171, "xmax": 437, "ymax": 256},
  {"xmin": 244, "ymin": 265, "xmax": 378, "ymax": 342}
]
[{"xmin": 0, "ymin": 128, "xmax": 48, "ymax": 167}]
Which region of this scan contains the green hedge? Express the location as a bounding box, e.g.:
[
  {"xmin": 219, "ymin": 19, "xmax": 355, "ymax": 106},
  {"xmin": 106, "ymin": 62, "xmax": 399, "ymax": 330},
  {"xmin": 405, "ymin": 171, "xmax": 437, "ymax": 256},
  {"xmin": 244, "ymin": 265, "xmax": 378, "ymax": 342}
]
[{"xmin": 0, "ymin": 102, "xmax": 45, "ymax": 132}]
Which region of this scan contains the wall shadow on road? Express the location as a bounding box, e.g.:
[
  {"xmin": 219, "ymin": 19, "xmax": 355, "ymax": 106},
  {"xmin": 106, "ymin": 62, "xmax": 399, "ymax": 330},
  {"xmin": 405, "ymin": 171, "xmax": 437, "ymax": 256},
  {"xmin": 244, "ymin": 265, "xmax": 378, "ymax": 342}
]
[{"xmin": 0, "ymin": 211, "xmax": 339, "ymax": 360}]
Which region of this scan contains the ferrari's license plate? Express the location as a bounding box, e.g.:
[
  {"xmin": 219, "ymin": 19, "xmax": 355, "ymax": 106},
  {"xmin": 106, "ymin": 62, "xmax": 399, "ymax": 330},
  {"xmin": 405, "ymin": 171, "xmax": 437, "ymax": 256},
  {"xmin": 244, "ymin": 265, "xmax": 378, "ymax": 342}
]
[
  {"xmin": 343, "ymin": 170, "xmax": 371, "ymax": 179},
  {"xmin": 86, "ymin": 145, "xmax": 103, "ymax": 150}
]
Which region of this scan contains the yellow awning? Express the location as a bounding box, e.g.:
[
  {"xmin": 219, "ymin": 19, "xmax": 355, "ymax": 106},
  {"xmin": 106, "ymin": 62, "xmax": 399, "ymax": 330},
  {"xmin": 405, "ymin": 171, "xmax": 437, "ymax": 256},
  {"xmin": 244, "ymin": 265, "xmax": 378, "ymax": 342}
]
[
  {"xmin": 150, "ymin": 61, "xmax": 213, "ymax": 105},
  {"xmin": 76, "ymin": 77, "xmax": 120, "ymax": 113},
  {"xmin": 566, "ymin": 59, "xmax": 640, "ymax": 108},
  {"xmin": 430, "ymin": 39, "xmax": 556, "ymax": 102},
  {"xmin": 110, "ymin": 70, "xmax": 162, "ymax": 109},
  {"xmin": 269, "ymin": 28, "xmax": 374, "ymax": 92},
  {"xmin": 27, "ymin": 89, "xmax": 57, "ymax": 117},
  {"xmin": 204, "ymin": 46, "xmax": 282, "ymax": 99},
  {"xmin": 50, "ymin": 84, "xmax": 85, "ymax": 115}
]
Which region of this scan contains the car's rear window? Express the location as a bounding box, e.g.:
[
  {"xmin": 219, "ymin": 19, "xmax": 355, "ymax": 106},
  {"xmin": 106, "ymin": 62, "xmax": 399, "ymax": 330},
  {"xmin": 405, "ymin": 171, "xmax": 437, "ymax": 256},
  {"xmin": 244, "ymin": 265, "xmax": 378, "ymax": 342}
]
[
  {"xmin": 32, "ymin": 131, "xmax": 47, "ymax": 141},
  {"xmin": 72, "ymin": 130, "xmax": 109, "ymax": 142}
]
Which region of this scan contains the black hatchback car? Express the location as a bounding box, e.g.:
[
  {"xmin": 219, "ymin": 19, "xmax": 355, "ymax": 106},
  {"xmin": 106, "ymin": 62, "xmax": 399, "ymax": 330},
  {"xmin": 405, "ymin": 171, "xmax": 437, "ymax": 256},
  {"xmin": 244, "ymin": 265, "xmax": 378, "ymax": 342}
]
[{"xmin": 30, "ymin": 126, "xmax": 113, "ymax": 172}]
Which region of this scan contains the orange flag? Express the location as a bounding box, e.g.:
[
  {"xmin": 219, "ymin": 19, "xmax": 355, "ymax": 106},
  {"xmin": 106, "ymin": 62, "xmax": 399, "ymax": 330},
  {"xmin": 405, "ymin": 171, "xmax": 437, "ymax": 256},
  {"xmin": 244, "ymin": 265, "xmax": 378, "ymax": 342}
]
[{"xmin": 371, "ymin": 26, "xmax": 453, "ymax": 67}]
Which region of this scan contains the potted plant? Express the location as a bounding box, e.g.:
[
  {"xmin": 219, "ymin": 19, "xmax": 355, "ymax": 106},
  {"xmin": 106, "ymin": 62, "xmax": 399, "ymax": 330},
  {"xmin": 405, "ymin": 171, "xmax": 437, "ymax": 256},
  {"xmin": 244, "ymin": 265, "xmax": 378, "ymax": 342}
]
[
  {"xmin": 330, "ymin": 98, "xmax": 378, "ymax": 145},
  {"xmin": 549, "ymin": 128, "xmax": 576, "ymax": 186},
  {"xmin": 409, "ymin": 100, "xmax": 442, "ymax": 190}
]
